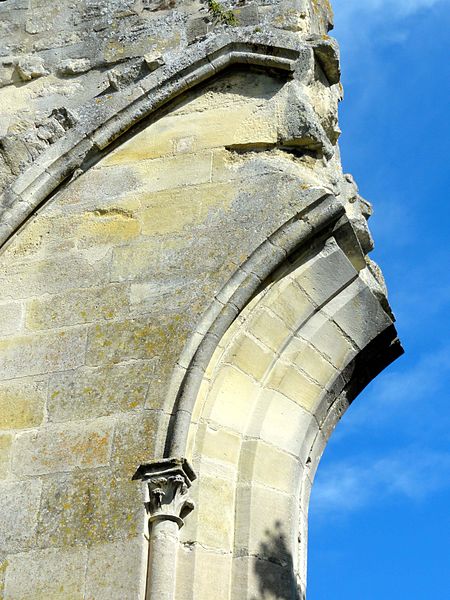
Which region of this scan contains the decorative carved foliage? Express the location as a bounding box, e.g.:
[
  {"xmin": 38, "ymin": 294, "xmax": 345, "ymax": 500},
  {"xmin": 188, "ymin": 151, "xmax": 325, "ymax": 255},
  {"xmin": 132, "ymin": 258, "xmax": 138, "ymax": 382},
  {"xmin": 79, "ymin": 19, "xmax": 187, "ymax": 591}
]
[{"xmin": 134, "ymin": 458, "xmax": 196, "ymax": 528}]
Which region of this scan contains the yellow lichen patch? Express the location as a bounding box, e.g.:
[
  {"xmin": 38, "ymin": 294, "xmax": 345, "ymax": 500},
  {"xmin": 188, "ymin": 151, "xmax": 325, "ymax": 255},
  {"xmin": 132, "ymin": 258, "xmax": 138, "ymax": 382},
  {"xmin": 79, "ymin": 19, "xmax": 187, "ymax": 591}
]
[
  {"xmin": 104, "ymin": 39, "xmax": 125, "ymax": 61},
  {"xmin": 0, "ymin": 558, "xmax": 9, "ymax": 597},
  {"xmin": 0, "ymin": 433, "xmax": 12, "ymax": 478},
  {"xmin": 26, "ymin": 284, "xmax": 129, "ymax": 330},
  {"xmin": 0, "ymin": 379, "xmax": 46, "ymax": 430},
  {"xmin": 47, "ymin": 361, "xmax": 154, "ymax": 422},
  {"xmin": 85, "ymin": 317, "xmax": 188, "ymax": 367}
]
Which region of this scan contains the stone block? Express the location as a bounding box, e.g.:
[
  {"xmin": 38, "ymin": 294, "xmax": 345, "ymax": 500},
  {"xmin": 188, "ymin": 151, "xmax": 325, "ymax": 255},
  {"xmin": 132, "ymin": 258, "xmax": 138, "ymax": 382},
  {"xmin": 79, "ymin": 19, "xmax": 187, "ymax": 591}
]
[
  {"xmin": 1, "ymin": 215, "xmax": 77, "ymax": 264},
  {"xmin": 226, "ymin": 334, "xmax": 274, "ymax": 381},
  {"xmin": 36, "ymin": 468, "xmax": 145, "ymax": 548},
  {"xmin": 290, "ymin": 337, "xmax": 337, "ymax": 387},
  {"xmin": 0, "ymin": 479, "xmax": 42, "ymax": 553},
  {"xmin": 0, "ymin": 301, "xmax": 23, "ymax": 336},
  {"xmin": 100, "ymin": 150, "xmax": 212, "ymax": 198},
  {"xmin": 234, "ymin": 484, "xmax": 296, "ymax": 560},
  {"xmin": 0, "ymin": 378, "xmax": 46, "ymax": 430},
  {"xmin": 85, "ymin": 315, "xmax": 189, "ymax": 366},
  {"xmin": 47, "ymin": 361, "xmax": 156, "ymax": 422},
  {"xmin": 85, "ymin": 538, "xmax": 146, "ymax": 600},
  {"xmin": 239, "ymin": 440, "xmax": 299, "ymax": 495},
  {"xmin": 267, "ymin": 278, "xmax": 316, "ymax": 331},
  {"xmin": 71, "ymin": 209, "xmax": 141, "ymax": 249},
  {"xmin": 198, "ymin": 424, "xmax": 241, "ymax": 468},
  {"xmin": 322, "ymin": 278, "xmax": 393, "ymax": 350},
  {"xmin": 101, "ymin": 122, "xmax": 174, "ymax": 166},
  {"xmin": 110, "ymin": 410, "xmax": 161, "ymax": 474},
  {"xmin": 248, "ymin": 389, "xmax": 318, "ymax": 459},
  {"xmin": 249, "ymin": 308, "xmax": 291, "ymax": 353},
  {"xmin": 11, "ymin": 418, "xmax": 114, "ymax": 477},
  {"xmin": 195, "ymin": 473, "xmax": 235, "ymax": 552},
  {"xmin": 177, "ymin": 546, "xmax": 232, "ymax": 600},
  {"xmin": 139, "ymin": 187, "xmax": 206, "ymax": 237},
  {"xmin": 298, "ymin": 312, "xmax": 356, "ymax": 369},
  {"xmin": 138, "ymin": 182, "xmax": 234, "ymax": 238},
  {"xmin": 111, "ymin": 239, "xmax": 160, "ymax": 281},
  {"xmin": 231, "ymin": 555, "xmax": 299, "ymax": 600},
  {"xmin": 26, "ymin": 283, "xmax": 129, "ymax": 330},
  {"xmin": 267, "ymin": 362, "xmax": 323, "ymax": 413},
  {"xmin": 0, "ymin": 252, "xmax": 110, "ymax": 299},
  {"xmin": 206, "ymin": 365, "xmax": 261, "ymax": 433},
  {"xmin": 3, "ymin": 546, "xmax": 87, "ymax": 599},
  {"xmin": 0, "ymin": 433, "xmax": 12, "ymax": 478},
  {"xmin": 295, "ymin": 239, "xmax": 357, "ymax": 305},
  {"xmin": 0, "ymin": 327, "xmax": 86, "ymax": 380}
]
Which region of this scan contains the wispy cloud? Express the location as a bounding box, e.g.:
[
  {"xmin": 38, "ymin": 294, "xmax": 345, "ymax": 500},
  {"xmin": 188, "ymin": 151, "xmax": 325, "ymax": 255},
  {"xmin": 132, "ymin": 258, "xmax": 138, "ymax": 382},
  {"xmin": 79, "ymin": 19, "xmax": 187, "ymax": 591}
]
[
  {"xmin": 336, "ymin": 0, "xmax": 448, "ymax": 19},
  {"xmin": 311, "ymin": 447, "xmax": 450, "ymax": 518},
  {"xmin": 334, "ymin": 0, "xmax": 450, "ymax": 69}
]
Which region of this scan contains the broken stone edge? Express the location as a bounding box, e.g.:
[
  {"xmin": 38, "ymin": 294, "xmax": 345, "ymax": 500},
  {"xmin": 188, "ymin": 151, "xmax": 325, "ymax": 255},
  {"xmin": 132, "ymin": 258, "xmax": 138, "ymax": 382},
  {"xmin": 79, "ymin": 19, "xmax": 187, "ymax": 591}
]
[{"xmin": 0, "ymin": 29, "xmax": 339, "ymax": 248}]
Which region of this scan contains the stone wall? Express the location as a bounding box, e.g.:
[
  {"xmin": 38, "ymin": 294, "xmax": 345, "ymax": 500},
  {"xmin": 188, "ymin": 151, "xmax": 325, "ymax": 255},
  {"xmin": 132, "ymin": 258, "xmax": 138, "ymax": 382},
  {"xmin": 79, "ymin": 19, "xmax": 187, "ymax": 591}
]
[{"xmin": 0, "ymin": 1, "xmax": 401, "ymax": 599}]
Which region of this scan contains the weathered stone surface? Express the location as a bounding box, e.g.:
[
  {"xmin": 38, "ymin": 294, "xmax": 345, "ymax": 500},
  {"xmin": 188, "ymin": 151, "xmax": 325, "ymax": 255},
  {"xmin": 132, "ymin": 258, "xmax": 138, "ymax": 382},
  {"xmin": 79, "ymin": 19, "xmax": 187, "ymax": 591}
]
[
  {"xmin": 194, "ymin": 473, "xmax": 235, "ymax": 552},
  {"xmin": 177, "ymin": 546, "xmax": 232, "ymax": 600},
  {"xmin": 248, "ymin": 389, "xmax": 318, "ymax": 458},
  {"xmin": 298, "ymin": 312, "xmax": 356, "ymax": 368},
  {"xmin": 0, "ymin": 327, "xmax": 87, "ymax": 380},
  {"xmin": 322, "ymin": 277, "xmax": 393, "ymax": 349},
  {"xmin": 206, "ymin": 365, "xmax": 261, "ymax": 433},
  {"xmin": 0, "ymin": 433, "xmax": 12, "ymax": 478},
  {"xmin": 16, "ymin": 56, "xmax": 49, "ymax": 81},
  {"xmin": 240, "ymin": 440, "xmax": 299, "ymax": 494},
  {"xmin": 3, "ymin": 546, "xmax": 87, "ymax": 600},
  {"xmin": 85, "ymin": 538, "xmax": 146, "ymax": 600},
  {"xmin": 26, "ymin": 283, "xmax": 129, "ymax": 330},
  {"xmin": 110, "ymin": 410, "xmax": 161, "ymax": 473},
  {"xmin": 0, "ymin": 1, "xmax": 401, "ymax": 597},
  {"xmin": 11, "ymin": 418, "xmax": 114, "ymax": 477},
  {"xmin": 47, "ymin": 360, "xmax": 156, "ymax": 422},
  {"xmin": 36, "ymin": 468, "xmax": 145, "ymax": 549},
  {"xmin": 250, "ymin": 308, "xmax": 292, "ymax": 353},
  {"xmin": 225, "ymin": 334, "xmax": 274, "ymax": 381},
  {"xmin": 86, "ymin": 315, "xmax": 189, "ymax": 367},
  {"xmin": 0, "ymin": 301, "xmax": 23, "ymax": 336},
  {"xmin": 0, "ymin": 479, "xmax": 42, "ymax": 553},
  {"xmin": 0, "ymin": 378, "xmax": 46, "ymax": 430},
  {"xmin": 0, "ymin": 252, "xmax": 111, "ymax": 298},
  {"xmin": 269, "ymin": 361, "xmax": 323, "ymax": 412}
]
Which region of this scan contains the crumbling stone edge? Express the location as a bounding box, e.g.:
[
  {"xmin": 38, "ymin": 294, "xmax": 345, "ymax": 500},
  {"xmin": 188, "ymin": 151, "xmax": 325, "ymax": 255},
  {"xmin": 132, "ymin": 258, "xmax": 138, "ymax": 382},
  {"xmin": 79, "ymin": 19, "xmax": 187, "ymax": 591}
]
[{"xmin": 0, "ymin": 28, "xmax": 339, "ymax": 249}]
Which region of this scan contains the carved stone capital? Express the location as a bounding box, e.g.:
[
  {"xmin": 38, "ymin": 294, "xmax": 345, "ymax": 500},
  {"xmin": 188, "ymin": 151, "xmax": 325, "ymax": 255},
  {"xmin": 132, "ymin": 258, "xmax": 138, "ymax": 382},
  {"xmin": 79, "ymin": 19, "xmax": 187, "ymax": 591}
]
[{"xmin": 133, "ymin": 457, "xmax": 196, "ymax": 528}]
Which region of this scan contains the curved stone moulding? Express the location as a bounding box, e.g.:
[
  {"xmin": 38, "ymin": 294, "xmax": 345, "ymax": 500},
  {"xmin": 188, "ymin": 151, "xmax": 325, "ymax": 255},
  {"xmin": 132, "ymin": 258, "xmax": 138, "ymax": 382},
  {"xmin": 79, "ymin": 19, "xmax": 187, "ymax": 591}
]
[
  {"xmin": 0, "ymin": 30, "xmax": 338, "ymax": 248},
  {"xmin": 170, "ymin": 211, "xmax": 402, "ymax": 599},
  {"xmin": 165, "ymin": 190, "xmax": 346, "ymax": 455}
]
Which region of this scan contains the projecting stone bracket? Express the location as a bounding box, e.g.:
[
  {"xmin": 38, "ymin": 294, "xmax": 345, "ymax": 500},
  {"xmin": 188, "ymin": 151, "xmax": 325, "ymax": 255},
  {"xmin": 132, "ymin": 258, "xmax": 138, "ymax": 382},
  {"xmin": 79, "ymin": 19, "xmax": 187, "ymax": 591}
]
[{"xmin": 133, "ymin": 457, "xmax": 196, "ymax": 529}]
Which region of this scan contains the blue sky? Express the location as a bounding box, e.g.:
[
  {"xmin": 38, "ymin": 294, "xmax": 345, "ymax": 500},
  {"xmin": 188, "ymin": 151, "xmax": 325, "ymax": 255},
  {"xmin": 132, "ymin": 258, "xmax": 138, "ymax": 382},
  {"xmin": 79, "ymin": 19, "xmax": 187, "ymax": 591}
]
[{"xmin": 308, "ymin": 1, "xmax": 450, "ymax": 598}]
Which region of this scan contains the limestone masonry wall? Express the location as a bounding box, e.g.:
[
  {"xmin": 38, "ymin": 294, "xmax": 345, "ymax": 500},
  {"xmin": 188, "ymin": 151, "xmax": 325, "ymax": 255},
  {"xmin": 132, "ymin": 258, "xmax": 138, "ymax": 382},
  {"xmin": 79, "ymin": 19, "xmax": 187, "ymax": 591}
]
[{"xmin": 0, "ymin": 2, "xmax": 401, "ymax": 599}]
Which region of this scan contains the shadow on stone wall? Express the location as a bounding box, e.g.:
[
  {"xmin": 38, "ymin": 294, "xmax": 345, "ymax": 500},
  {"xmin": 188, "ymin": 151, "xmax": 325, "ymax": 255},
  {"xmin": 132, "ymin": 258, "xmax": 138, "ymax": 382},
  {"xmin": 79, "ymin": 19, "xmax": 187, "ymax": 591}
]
[{"xmin": 252, "ymin": 521, "xmax": 305, "ymax": 600}]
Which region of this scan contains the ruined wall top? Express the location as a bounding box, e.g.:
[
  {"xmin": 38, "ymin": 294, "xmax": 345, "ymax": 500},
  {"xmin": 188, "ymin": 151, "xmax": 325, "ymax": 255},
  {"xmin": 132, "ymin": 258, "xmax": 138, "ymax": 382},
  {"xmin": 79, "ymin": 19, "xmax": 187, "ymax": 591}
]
[{"xmin": 0, "ymin": 0, "xmax": 337, "ymax": 243}]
